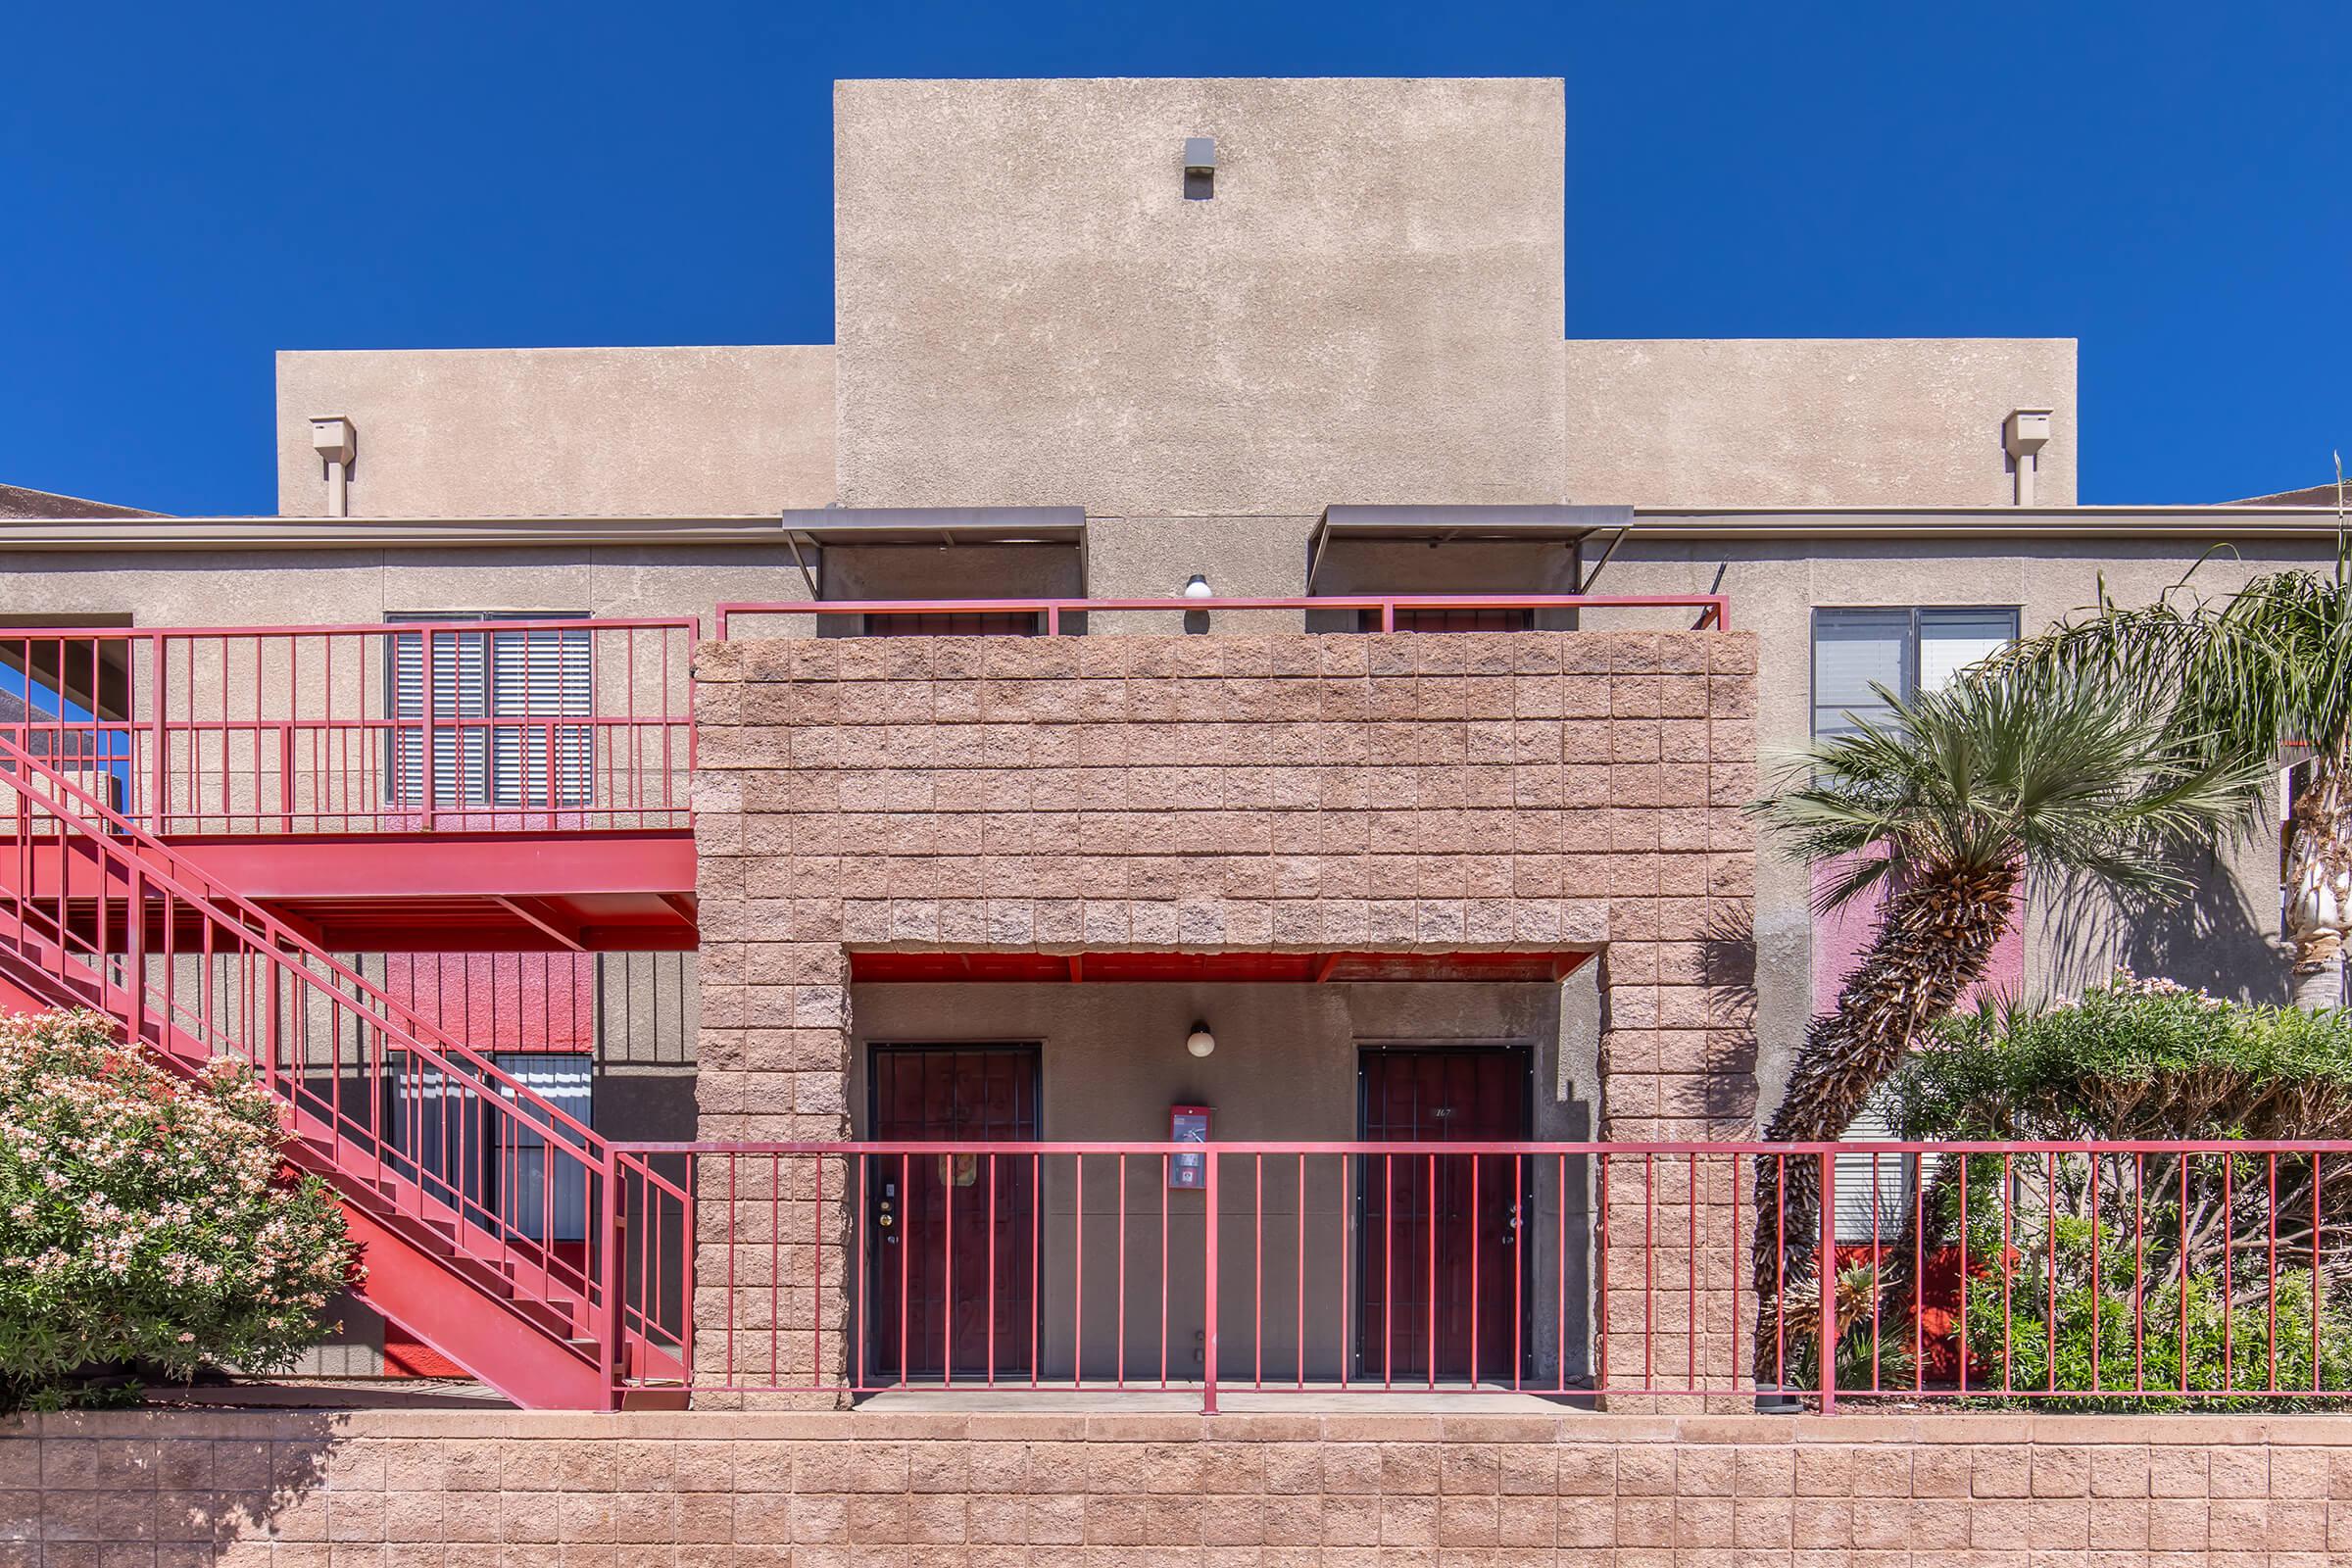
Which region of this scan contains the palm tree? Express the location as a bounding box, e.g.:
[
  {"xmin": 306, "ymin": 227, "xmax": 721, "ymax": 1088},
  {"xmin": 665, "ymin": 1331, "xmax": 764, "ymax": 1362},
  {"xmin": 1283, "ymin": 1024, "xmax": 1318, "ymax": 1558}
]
[
  {"xmin": 1991, "ymin": 531, "xmax": 2352, "ymax": 1007},
  {"xmin": 1749, "ymin": 662, "xmax": 2265, "ymax": 1384}
]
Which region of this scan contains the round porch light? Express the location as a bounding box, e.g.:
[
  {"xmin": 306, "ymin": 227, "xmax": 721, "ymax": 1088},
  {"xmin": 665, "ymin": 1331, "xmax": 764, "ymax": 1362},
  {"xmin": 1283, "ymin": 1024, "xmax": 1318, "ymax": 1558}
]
[
  {"xmin": 1185, "ymin": 1020, "xmax": 1215, "ymax": 1058},
  {"xmin": 1183, "ymin": 573, "xmax": 1212, "ymax": 599}
]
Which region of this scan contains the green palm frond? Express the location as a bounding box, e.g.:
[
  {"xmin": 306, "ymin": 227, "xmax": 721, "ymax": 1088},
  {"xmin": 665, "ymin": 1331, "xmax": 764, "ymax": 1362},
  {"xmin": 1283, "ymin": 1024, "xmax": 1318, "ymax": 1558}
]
[
  {"xmin": 1755, "ymin": 662, "xmax": 2269, "ymax": 913},
  {"xmin": 1990, "ymin": 537, "xmax": 2352, "ymax": 776}
]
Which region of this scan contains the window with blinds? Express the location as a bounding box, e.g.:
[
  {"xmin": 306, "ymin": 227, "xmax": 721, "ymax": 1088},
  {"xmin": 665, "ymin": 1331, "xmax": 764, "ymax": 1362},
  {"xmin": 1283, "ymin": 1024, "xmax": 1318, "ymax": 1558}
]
[
  {"xmin": 1813, "ymin": 606, "xmax": 2018, "ymax": 1242},
  {"xmin": 1811, "ymin": 607, "xmax": 2017, "ymax": 740},
  {"xmin": 388, "ymin": 1052, "xmax": 592, "ymax": 1245},
  {"xmin": 386, "ymin": 613, "xmax": 593, "ymax": 808},
  {"xmin": 491, "ymin": 1052, "xmax": 593, "ymax": 1245}
]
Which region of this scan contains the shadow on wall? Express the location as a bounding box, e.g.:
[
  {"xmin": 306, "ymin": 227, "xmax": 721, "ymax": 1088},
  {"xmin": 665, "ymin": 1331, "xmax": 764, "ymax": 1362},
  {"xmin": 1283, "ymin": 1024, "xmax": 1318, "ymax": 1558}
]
[
  {"xmin": 23, "ymin": 1408, "xmax": 334, "ymax": 1550},
  {"xmin": 2040, "ymin": 844, "xmax": 2291, "ymax": 1006}
]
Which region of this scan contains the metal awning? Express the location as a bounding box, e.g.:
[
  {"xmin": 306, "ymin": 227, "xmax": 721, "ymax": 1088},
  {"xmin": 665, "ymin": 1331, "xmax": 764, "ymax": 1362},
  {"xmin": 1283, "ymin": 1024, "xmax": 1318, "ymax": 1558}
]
[
  {"xmin": 777, "ymin": 506, "xmax": 1086, "ymax": 547},
  {"xmin": 775, "ymin": 507, "xmax": 1087, "ymax": 595},
  {"xmin": 1307, "ymin": 504, "xmax": 1631, "ymax": 591}
]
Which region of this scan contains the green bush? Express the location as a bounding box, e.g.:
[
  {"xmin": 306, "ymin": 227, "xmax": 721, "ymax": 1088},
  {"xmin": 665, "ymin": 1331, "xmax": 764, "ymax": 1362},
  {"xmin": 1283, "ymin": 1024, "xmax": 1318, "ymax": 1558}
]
[
  {"xmin": 0, "ymin": 1009, "xmax": 358, "ymax": 1410},
  {"xmin": 1953, "ymin": 1195, "xmax": 2352, "ymax": 1412},
  {"xmin": 1868, "ymin": 974, "xmax": 2352, "ymax": 1408},
  {"xmin": 1886, "ymin": 971, "xmax": 2352, "ymax": 1142}
]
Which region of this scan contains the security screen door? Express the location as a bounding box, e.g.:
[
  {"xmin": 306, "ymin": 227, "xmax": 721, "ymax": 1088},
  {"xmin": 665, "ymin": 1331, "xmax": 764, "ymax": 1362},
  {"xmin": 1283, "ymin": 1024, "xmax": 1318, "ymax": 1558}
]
[
  {"xmin": 865, "ymin": 1043, "xmax": 1040, "ymax": 1382},
  {"xmin": 1356, "ymin": 1045, "xmax": 1532, "ymax": 1385}
]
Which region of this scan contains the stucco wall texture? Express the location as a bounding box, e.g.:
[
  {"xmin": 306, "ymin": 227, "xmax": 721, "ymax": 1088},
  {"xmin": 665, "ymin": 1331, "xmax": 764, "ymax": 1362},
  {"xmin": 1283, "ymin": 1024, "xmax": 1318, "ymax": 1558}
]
[
  {"xmin": 273, "ymin": 347, "xmax": 837, "ymax": 518},
  {"xmin": 832, "ymin": 77, "xmax": 1570, "ymax": 516},
  {"xmin": 10, "ymin": 1406, "xmax": 2351, "ymax": 1563},
  {"xmin": 1563, "ymin": 339, "xmax": 2079, "ymax": 508}
]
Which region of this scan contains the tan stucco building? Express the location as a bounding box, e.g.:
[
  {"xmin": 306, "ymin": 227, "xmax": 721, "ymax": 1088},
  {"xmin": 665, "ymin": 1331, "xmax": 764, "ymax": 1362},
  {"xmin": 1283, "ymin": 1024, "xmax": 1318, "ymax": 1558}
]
[{"xmin": 2, "ymin": 76, "xmax": 2338, "ymax": 1382}]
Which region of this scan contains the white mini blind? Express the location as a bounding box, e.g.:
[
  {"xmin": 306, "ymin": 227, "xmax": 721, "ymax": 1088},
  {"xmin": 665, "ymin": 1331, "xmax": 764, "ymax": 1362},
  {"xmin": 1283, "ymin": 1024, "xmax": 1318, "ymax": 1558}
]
[
  {"xmin": 1917, "ymin": 609, "xmax": 2016, "ymax": 693},
  {"xmin": 387, "ymin": 615, "xmax": 591, "ymax": 807},
  {"xmin": 493, "ymin": 1052, "xmax": 593, "ymax": 1244},
  {"xmin": 1833, "ymin": 1102, "xmax": 1917, "ymax": 1243}
]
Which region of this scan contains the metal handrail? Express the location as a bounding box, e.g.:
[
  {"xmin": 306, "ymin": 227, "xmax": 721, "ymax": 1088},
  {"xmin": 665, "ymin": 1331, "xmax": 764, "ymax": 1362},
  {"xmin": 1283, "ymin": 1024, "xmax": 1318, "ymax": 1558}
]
[{"xmin": 713, "ymin": 594, "xmax": 1731, "ymax": 637}]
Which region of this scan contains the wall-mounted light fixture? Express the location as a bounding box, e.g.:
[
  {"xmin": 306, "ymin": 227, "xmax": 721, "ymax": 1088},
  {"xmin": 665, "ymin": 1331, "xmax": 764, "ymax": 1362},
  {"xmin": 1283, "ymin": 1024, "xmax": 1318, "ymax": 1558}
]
[
  {"xmin": 1185, "ymin": 1020, "xmax": 1215, "ymax": 1058},
  {"xmin": 1182, "ymin": 573, "xmax": 1213, "ymax": 600}
]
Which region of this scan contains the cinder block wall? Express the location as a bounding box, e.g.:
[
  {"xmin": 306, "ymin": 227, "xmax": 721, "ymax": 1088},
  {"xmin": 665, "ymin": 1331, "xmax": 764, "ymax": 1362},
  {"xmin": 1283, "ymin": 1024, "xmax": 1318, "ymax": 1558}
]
[
  {"xmin": 689, "ymin": 631, "xmax": 1760, "ymax": 1396},
  {"xmin": 8, "ymin": 1407, "xmax": 2345, "ymax": 1560}
]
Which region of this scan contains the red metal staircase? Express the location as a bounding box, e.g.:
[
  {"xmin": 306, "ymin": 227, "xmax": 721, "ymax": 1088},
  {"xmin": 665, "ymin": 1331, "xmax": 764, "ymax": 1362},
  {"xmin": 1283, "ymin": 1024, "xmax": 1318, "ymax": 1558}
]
[{"xmin": 0, "ymin": 734, "xmax": 662, "ymax": 1408}]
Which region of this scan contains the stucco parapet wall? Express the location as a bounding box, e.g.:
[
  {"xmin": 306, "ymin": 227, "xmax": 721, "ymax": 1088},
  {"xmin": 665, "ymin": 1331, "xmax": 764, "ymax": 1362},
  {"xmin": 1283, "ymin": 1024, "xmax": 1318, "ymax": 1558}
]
[{"xmin": 274, "ymin": 345, "xmax": 836, "ymax": 519}]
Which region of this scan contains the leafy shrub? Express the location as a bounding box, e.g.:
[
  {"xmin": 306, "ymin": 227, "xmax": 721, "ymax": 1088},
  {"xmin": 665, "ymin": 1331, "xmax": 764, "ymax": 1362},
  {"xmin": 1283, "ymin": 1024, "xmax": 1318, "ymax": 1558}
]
[
  {"xmin": 0, "ymin": 1009, "xmax": 357, "ymax": 1409},
  {"xmin": 1863, "ymin": 975, "xmax": 2352, "ymax": 1407},
  {"xmin": 1952, "ymin": 1194, "xmax": 2352, "ymax": 1411},
  {"xmin": 1886, "ymin": 971, "xmax": 2352, "ymax": 1142}
]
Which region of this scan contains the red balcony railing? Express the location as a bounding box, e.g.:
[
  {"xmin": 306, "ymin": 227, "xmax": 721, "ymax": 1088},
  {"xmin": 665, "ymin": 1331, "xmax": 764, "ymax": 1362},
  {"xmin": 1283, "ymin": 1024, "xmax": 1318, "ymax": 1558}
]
[
  {"xmin": 0, "ymin": 618, "xmax": 698, "ymax": 835},
  {"xmin": 612, "ymin": 1139, "xmax": 2352, "ymax": 1411},
  {"xmin": 713, "ymin": 594, "xmax": 1731, "ymax": 638}
]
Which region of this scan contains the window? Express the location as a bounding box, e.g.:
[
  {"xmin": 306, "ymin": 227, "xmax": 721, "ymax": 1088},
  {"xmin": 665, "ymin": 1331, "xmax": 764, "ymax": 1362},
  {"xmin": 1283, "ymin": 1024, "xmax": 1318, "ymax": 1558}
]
[
  {"xmin": 492, "ymin": 1053, "xmax": 593, "ymax": 1245},
  {"xmin": 387, "ymin": 613, "xmax": 592, "ymax": 808},
  {"xmin": 1812, "ymin": 607, "xmax": 2018, "ymax": 739},
  {"xmin": 1812, "ymin": 606, "xmax": 2020, "ymax": 1241},
  {"xmin": 390, "ymin": 1051, "xmax": 592, "ymax": 1246}
]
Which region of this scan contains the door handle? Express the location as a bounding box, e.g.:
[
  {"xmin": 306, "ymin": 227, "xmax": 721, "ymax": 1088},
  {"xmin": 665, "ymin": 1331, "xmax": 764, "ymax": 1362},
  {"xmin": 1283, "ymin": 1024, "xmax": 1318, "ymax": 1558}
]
[{"xmin": 874, "ymin": 1178, "xmax": 899, "ymax": 1246}]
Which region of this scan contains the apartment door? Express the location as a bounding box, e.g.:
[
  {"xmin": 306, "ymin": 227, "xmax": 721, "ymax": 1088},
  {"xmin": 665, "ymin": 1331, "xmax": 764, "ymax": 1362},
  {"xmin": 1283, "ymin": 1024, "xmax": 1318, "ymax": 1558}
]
[
  {"xmin": 866, "ymin": 1043, "xmax": 1040, "ymax": 1383},
  {"xmin": 1356, "ymin": 1045, "xmax": 1531, "ymax": 1385}
]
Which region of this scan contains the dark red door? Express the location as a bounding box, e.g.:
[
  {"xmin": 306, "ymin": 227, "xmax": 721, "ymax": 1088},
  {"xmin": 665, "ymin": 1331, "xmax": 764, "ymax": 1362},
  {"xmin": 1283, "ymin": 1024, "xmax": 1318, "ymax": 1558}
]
[
  {"xmin": 1357, "ymin": 1047, "xmax": 1530, "ymax": 1385},
  {"xmin": 867, "ymin": 1044, "xmax": 1039, "ymax": 1382}
]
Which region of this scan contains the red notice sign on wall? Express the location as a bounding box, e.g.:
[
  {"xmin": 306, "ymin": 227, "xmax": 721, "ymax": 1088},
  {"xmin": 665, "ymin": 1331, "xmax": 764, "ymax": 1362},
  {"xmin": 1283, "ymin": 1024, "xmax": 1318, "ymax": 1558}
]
[{"xmin": 1169, "ymin": 1104, "xmax": 1210, "ymax": 1189}]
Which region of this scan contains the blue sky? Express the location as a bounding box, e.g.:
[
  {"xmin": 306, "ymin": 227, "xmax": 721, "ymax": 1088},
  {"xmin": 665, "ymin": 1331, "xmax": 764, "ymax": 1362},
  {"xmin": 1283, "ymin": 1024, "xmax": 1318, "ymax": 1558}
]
[{"xmin": 2, "ymin": 1, "xmax": 2343, "ymax": 514}]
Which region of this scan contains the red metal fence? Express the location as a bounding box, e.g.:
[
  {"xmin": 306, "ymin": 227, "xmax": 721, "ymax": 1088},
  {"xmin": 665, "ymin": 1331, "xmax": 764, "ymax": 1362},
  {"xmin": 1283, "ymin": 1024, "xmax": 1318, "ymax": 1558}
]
[
  {"xmin": 610, "ymin": 1139, "xmax": 2352, "ymax": 1411},
  {"xmin": 0, "ymin": 618, "xmax": 698, "ymax": 834},
  {"xmin": 713, "ymin": 594, "xmax": 1731, "ymax": 638}
]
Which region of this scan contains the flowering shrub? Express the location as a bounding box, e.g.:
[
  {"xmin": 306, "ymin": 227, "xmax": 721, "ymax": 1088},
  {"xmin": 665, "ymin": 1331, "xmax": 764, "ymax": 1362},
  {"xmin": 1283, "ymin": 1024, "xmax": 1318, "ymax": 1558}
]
[{"xmin": 0, "ymin": 1009, "xmax": 356, "ymax": 1409}]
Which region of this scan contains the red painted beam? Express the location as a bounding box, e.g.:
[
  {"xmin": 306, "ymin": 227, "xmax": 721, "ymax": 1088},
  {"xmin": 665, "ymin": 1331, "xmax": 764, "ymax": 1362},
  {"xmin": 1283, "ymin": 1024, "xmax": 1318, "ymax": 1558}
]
[
  {"xmin": 847, "ymin": 950, "xmax": 1597, "ymax": 983},
  {"xmin": 163, "ymin": 830, "xmax": 695, "ymax": 901}
]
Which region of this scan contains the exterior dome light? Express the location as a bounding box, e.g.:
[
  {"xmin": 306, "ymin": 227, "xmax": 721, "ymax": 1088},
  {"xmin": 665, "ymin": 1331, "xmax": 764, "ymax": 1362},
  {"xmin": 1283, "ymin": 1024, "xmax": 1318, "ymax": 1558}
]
[
  {"xmin": 1183, "ymin": 574, "xmax": 1212, "ymax": 599},
  {"xmin": 1185, "ymin": 1020, "xmax": 1215, "ymax": 1057}
]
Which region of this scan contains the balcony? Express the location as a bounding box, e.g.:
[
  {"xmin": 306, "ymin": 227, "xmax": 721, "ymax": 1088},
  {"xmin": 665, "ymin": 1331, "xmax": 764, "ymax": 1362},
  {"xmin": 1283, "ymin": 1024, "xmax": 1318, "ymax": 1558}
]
[
  {"xmin": 615, "ymin": 1137, "xmax": 2352, "ymax": 1413},
  {"xmin": 0, "ymin": 618, "xmax": 700, "ymax": 950}
]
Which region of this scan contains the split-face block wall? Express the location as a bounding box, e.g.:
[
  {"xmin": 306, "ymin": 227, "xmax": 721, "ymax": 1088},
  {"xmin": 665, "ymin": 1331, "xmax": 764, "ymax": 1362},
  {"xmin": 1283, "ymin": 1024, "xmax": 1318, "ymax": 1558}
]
[{"xmin": 689, "ymin": 630, "xmax": 1760, "ymax": 1399}]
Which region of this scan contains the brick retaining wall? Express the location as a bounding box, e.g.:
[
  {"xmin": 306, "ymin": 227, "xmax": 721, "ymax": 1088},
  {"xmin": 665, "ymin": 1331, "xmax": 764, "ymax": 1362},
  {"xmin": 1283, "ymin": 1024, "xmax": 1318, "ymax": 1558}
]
[{"xmin": 7, "ymin": 1407, "xmax": 2349, "ymax": 1563}]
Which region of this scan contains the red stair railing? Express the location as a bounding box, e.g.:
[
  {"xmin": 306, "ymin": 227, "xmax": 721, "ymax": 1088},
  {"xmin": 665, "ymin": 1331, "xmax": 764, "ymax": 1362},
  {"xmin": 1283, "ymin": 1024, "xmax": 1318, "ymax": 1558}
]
[{"xmin": 0, "ymin": 734, "xmax": 679, "ymax": 1398}]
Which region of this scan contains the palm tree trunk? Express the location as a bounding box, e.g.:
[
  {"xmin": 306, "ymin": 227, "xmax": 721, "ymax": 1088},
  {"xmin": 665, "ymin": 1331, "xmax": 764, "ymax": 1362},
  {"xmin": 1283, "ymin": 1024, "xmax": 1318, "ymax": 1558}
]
[
  {"xmin": 2285, "ymin": 760, "xmax": 2352, "ymax": 1009},
  {"xmin": 1752, "ymin": 860, "xmax": 2019, "ymax": 1386}
]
